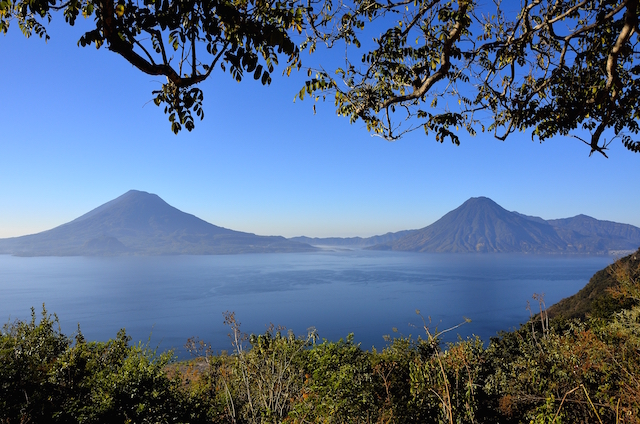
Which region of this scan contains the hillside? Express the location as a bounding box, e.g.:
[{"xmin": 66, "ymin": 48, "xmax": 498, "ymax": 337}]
[
  {"xmin": 0, "ymin": 190, "xmax": 316, "ymax": 256},
  {"xmin": 548, "ymin": 248, "xmax": 640, "ymax": 319},
  {"xmin": 549, "ymin": 215, "xmax": 640, "ymax": 252}
]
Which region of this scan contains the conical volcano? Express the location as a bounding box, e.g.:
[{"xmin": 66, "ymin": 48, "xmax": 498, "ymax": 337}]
[
  {"xmin": 0, "ymin": 190, "xmax": 315, "ymax": 256},
  {"xmin": 371, "ymin": 197, "xmax": 570, "ymax": 253}
]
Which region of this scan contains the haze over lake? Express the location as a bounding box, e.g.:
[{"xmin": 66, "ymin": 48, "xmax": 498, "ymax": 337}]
[{"xmin": 0, "ymin": 250, "xmax": 613, "ymax": 358}]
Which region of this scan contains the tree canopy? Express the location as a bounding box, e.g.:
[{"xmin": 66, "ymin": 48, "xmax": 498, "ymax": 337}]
[{"xmin": 2, "ymin": 0, "xmax": 640, "ymax": 156}]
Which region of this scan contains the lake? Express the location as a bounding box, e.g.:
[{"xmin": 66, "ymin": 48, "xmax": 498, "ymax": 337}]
[{"xmin": 0, "ymin": 250, "xmax": 614, "ymax": 358}]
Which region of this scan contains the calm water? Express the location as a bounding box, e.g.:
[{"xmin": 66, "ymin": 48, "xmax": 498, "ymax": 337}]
[{"xmin": 0, "ymin": 250, "xmax": 613, "ymax": 358}]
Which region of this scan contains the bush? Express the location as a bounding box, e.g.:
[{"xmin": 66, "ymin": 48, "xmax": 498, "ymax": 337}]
[
  {"xmin": 0, "ymin": 306, "xmax": 211, "ymax": 424},
  {"xmin": 0, "ymin": 305, "xmax": 70, "ymax": 423}
]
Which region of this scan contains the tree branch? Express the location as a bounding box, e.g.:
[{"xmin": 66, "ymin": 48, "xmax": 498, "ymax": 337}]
[{"xmin": 381, "ymin": 1, "xmax": 469, "ymax": 110}]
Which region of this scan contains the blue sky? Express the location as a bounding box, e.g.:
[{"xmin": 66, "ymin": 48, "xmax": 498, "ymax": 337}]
[{"xmin": 1, "ymin": 17, "xmax": 639, "ymax": 239}]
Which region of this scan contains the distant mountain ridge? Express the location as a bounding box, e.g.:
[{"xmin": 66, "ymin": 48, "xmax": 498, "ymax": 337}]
[
  {"xmin": 0, "ymin": 190, "xmax": 315, "ymax": 256},
  {"xmin": 367, "ymin": 197, "xmax": 640, "ymax": 254},
  {"xmin": 290, "ymin": 231, "xmax": 414, "ymax": 247}
]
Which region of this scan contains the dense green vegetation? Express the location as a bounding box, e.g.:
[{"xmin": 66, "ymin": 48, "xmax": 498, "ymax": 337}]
[{"xmin": 3, "ymin": 251, "xmax": 640, "ymax": 423}]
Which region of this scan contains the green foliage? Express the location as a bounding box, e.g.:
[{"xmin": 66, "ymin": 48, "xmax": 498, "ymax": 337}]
[
  {"xmin": 0, "ymin": 305, "xmax": 70, "ymax": 422},
  {"xmin": 409, "ymin": 336, "xmax": 486, "ymax": 424},
  {"xmin": 369, "ymin": 335, "xmax": 431, "ymax": 422},
  {"xmin": 291, "ymin": 334, "xmax": 377, "ymax": 423},
  {"xmin": 485, "ymin": 320, "xmax": 616, "ymax": 423},
  {"xmin": 0, "ymin": 306, "xmax": 211, "ymax": 424},
  {"xmin": 59, "ymin": 332, "xmax": 187, "ymax": 423},
  {"xmin": 229, "ymin": 322, "xmax": 315, "ymax": 423},
  {"xmin": 188, "ymin": 311, "xmax": 318, "ymax": 423}
]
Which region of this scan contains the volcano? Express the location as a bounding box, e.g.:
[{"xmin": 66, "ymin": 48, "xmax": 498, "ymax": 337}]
[{"xmin": 0, "ymin": 190, "xmax": 316, "ymax": 256}]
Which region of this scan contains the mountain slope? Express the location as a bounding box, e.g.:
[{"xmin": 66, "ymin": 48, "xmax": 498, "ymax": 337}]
[
  {"xmin": 369, "ymin": 197, "xmax": 640, "ymax": 254},
  {"xmin": 550, "ymin": 215, "xmax": 640, "ymax": 252},
  {"xmin": 0, "ymin": 190, "xmax": 315, "ymax": 256},
  {"xmin": 548, "ymin": 248, "xmax": 640, "ymax": 319}
]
